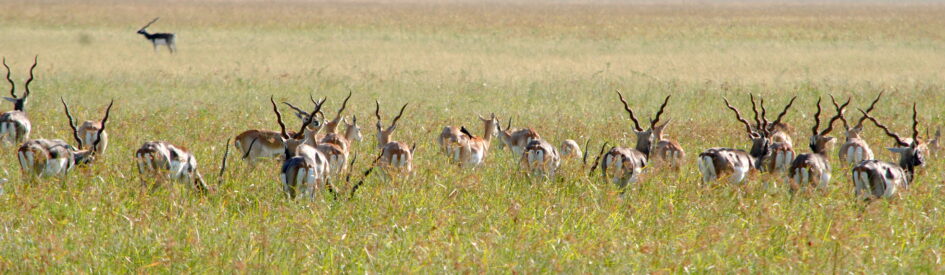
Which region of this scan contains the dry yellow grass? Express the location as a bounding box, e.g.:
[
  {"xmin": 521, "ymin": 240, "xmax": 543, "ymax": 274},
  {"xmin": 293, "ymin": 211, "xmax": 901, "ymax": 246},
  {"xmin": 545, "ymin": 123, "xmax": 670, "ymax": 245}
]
[{"xmin": 0, "ymin": 0, "xmax": 943, "ymax": 272}]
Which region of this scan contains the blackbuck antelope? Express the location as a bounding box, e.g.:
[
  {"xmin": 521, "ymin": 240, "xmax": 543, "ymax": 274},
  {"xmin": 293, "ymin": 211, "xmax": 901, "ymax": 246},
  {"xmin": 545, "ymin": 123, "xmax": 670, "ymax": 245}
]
[
  {"xmin": 1, "ymin": 56, "xmax": 37, "ymax": 145},
  {"xmin": 929, "ymin": 127, "xmax": 942, "ymax": 158},
  {"xmin": 649, "ymin": 119, "xmax": 685, "ymax": 168},
  {"xmin": 837, "ymin": 92, "xmax": 883, "ymax": 165},
  {"xmin": 559, "ymin": 139, "xmax": 582, "ymax": 159},
  {"xmin": 521, "ymin": 139, "xmax": 560, "ymax": 178},
  {"xmin": 697, "ymin": 97, "xmax": 772, "ymax": 184},
  {"xmin": 17, "ymin": 99, "xmax": 113, "ymax": 178},
  {"xmin": 374, "ymin": 100, "xmax": 414, "ymax": 174},
  {"xmin": 137, "ymin": 18, "xmax": 176, "ymax": 53},
  {"xmin": 316, "ymin": 92, "xmax": 359, "ymax": 176},
  {"xmin": 234, "ymin": 96, "xmax": 324, "ymax": 165},
  {"xmin": 598, "ymin": 92, "xmax": 670, "ymax": 187},
  {"xmin": 271, "ymin": 96, "xmax": 331, "ymax": 199},
  {"xmin": 852, "ymin": 105, "xmax": 927, "ymax": 199},
  {"xmin": 456, "ymin": 114, "xmax": 500, "ymax": 167},
  {"xmin": 749, "ymin": 95, "xmax": 798, "ymax": 174},
  {"xmin": 496, "ymin": 116, "xmax": 540, "ymax": 156},
  {"xmin": 788, "ymin": 96, "xmax": 848, "ymax": 191},
  {"xmin": 438, "ymin": 125, "xmax": 466, "ymax": 162},
  {"xmin": 135, "ymin": 141, "xmax": 207, "ymax": 191}
]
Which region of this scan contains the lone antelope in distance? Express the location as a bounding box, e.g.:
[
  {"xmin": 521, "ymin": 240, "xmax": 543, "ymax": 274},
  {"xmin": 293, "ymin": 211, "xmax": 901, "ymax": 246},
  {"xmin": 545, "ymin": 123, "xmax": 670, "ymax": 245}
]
[
  {"xmin": 495, "ymin": 116, "xmax": 540, "ymax": 156},
  {"xmin": 17, "ymin": 99, "xmax": 113, "ymax": 178},
  {"xmin": 456, "ymin": 113, "xmax": 500, "ymax": 168},
  {"xmin": 598, "ymin": 91, "xmax": 670, "ymax": 187},
  {"xmin": 788, "ymin": 96, "xmax": 848, "ymax": 192},
  {"xmin": 1, "ymin": 56, "xmax": 37, "ymax": 145},
  {"xmin": 853, "ymin": 104, "xmax": 927, "ymax": 199},
  {"xmin": 137, "ymin": 18, "xmax": 176, "ymax": 53},
  {"xmin": 271, "ymin": 96, "xmax": 332, "ymax": 199},
  {"xmin": 837, "ymin": 92, "xmax": 883, "ymax": 165},
  {"xmin": 374, "ymin": 100, "xmax": 414, "ymax": 175},
  {"xmin": 697, "ymin": 96, "xmax": 773, "ymax": 184}
]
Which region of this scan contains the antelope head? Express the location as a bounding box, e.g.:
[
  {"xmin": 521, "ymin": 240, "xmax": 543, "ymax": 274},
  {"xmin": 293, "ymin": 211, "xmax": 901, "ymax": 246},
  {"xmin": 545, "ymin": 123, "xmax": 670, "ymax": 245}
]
[
  {"xmin": 62, "ymin": 98, "xmax": 114, "ymax": 165},
  {"xmin": 271, "ymin": 95, "xmax": 326, "ymax": 158},
  {"xmin": 723, "ymin": 96, "xmax": 770, "ymax": 158},
  {"xmin": 138, "ymin": 18, "xmax": 159, "ymax": 35},
  {"xmin": 374, "ymin": 100, "xmax": 408, "ymax": 148},
  {"xmin": 343, "ymin": 115, "xmax": 363, "ymax": 142},
  {"xmin": 282, "ymin": 94, "xmax": 326, "ymax": 134},
  {"xmin": 3, "ymin": 56, "xmax": 37, "ymax": 111},
  {"xmin": 803, "ymin": 95, "xmax": 848, "ymax": 154},
  {"xmin": 478, "ymin": 113, "xmax": 499, "ymax": 139}
]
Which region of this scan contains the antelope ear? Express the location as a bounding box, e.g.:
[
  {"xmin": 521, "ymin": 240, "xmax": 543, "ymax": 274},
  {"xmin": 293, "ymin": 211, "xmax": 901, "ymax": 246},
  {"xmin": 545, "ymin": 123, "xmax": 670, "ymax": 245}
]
[
  {"xmin": 658, "ymin": 118, "xmax": 673, "ymax": 130},
  {"xmin": 478, "ymin": 114, "xmax": 486, "ymax": 121},
  {"xmin": 3, "ymin": 97, "xmax": 16, "ymax": 103},
  {"xmin": 887, "ymin": 147, "xmax": 910, "ymax": 154}
]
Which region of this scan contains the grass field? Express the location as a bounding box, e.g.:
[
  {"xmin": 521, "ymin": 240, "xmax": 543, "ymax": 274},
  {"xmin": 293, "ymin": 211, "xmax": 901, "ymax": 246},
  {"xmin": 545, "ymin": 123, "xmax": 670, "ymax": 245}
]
[{"xmin": 1, "ymin": 0, "xmax": 945, "ymax": 272}]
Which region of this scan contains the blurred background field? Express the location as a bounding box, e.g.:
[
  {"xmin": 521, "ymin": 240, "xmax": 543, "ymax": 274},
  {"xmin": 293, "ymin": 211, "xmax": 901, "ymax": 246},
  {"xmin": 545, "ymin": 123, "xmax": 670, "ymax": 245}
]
[{"xmin": 0, "ymin": 0, "xmax": 944, "ymax": 272}]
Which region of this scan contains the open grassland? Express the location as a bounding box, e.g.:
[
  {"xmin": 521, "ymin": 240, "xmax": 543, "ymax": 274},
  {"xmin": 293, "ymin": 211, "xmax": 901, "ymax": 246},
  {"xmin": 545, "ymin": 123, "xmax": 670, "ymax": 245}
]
[{"xmin": 1, "ymin": 0, "xmax": 945, "ymax": 272}]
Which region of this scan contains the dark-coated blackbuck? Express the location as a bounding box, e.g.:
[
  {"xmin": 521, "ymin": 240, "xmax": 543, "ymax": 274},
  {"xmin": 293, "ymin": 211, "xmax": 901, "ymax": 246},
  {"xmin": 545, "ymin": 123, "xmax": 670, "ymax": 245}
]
[
  {"xmin": 852, "ymin": 104, "xmax": 927, "ymax": 199},
  {"xmin": 137, "ymin": 18, "xmax": 176, "ymax": 53}
]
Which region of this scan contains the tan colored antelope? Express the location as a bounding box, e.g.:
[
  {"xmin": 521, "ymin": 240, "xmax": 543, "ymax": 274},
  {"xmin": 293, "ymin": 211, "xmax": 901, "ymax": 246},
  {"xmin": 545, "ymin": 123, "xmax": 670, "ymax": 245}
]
[
  {"xmin": 438, "ymin": 125, "xmax": 466, "ymax": 162},
  {"xmin": 318, "ymin": 115, "xmax": 363, "ymax": 176},
  {"xmin": 788, "ymin": 96, "xmax": 848, "ymax": 191},
  {"xmin": 496, "ymin": 116, "xmax": 540, "ymax": 156},
  {"xmin": 0, "ymin": 56, "xmax": 37, "ymax": 145},
  {"xmin": 928, "ymin": 127, "xmax": 941, "ymax": 158},
  {"xmin": 837, "ymin": 92, "xmax": 883, "ymax": 165},
  {"xmin": 598, "ymin": 91, "xmax": 669, "ymax": 187},
  {"xmin": 853, "ymin": 104, "xmax": 927, "ymax": 199},
  {"xmin": 559, "ymin": 139, "xmax": 582, "ymax": 159},
  {"xmin": 456, "ymin": 113, "xmax": 500, "ymax": 167},
  {"xmin": 17, "ymin": 99, "xmax": 113, "ymax": 178},
  {"xmin": 521, "ymin": 139, "xmax": 560, "ymax": 178},
  {"xmin": 233, "ymin": 96, "xmax": 324, "ymax": 165},
  {"xmin": 697, "ymin": 97, "xmax": 772, "ymax": 184},
  {"xmin": 375, "ymin": 100, "xmax": 414, "ymax": 174},
  {"xmin": 270, "ymin": 96, "xmax": 332, "ymax": 199},
  {"xmin": 135, "ymin": 141, "xmax": 207, "ymax": 191},
  {"xmin": 649, "ymin": 119, "xmax": 686, "ymax": 168}
]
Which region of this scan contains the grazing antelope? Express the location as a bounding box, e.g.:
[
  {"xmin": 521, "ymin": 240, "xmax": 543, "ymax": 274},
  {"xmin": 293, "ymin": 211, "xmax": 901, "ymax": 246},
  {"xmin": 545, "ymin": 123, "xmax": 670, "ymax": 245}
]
[
  {"xmin": 559, "ymin": 139, "xmax": 582, "ymax": 159},
  {"xmin": 438, "ymin": 126, "xmax": 467, "ymax": 162},
  {"xmin": 837, "ymin": 93, "xmax": 883, "ymax": 165},
  {"xmin": 374, "ymin": 100, "xmax": 414, "ymax": 175},
  {"xmin": 135, "ymin": 141, "xmax": 208, "ymax": 191},
  {"xmin": 137, "ymin": 18, "xmax": 176, "ymax": 53},
  {"xmin": 598, "ymin": 92, "xmax": 669, "ymax": 187},
  {"xmin": 521, "ymin": 139, "xmax": 560, "ymax": 178},
  {"xmin": 456, "ymin": 113, "xmax": 500, "ymax": 167},
  {"xmin": 271, "ymin": 96, "xmax": 332, "ymax": 199},
  {"xmin": 697, "ymin": 97, "xmax": 772, "ymax": 184},
  {"xmin": 496, "ymin": 116, "xmax": 540, "ymax": 156},
  {"xmin": 0, "ymin": 56, "xmax": 37, "ymax": 145},
  {"xmin": 788, "ymin": 96, "xmax": 848, "ymax": 191},
  {"xmin": 852, "ymin": 104, "xmax": 927, "ymax": 199}
]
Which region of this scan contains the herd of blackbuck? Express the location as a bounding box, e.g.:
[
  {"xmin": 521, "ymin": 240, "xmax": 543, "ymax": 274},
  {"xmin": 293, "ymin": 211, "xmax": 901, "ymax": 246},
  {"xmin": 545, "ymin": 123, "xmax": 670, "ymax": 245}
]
[{"xmin": 2, "ymin": 56, "xmax": 943, "ymax": 200}]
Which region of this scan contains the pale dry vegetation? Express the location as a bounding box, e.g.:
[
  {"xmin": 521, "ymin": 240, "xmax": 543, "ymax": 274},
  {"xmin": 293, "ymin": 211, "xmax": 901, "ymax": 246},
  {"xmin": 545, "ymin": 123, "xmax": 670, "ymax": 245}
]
[{"xmin": 0, "ymin": 0, "xmax": 943, "ymax": 272}]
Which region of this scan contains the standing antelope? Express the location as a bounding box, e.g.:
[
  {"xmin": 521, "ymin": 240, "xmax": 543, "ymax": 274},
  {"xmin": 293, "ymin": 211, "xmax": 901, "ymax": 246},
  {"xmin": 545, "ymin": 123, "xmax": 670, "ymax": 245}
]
[
  {"xmin": 788, "ymin": 96, "xmax": 848, "ymax": 191},
  {"xmin": 137, "ymin": 18, "xmax": 176, "ymax": 53},
  {"xmin": 1, "ymin": 56, "xmax": 37, "ymax": 145},
  {"xmin": 837, "ymin": 92, "xmax": 883, "ymax": 165},
  {"xmin": 234, "ymin": 96, "xmax": 324, "ymax": 165},
  {"xmin": 496, "ymin": 116, "xmax": 540, "ymax": 156},
  {"xmin": 316, "ymin": 93, "xmax": 359, "ymax": 176},
  {"xmin": 18, "ymin": 99, "xmax": 111, "ymax": 178},
  {"xmin": 456, "ymin": 113, "xmax": 500, "ymax": 167},
  {"xmin": 270, "ymin": 96, "xmax": 331, "ymax": 199},
  {"xmin": 598, "ymin": 92, "xmax": 670, "ymax": 187},
  {"xmin": 649, "ymin": 119, "xmax": 685, "ymax": 168},
  {"xmin": 70, "ymin": 100, "xmax": 115, "ymax": 155},
  {"xmin": 438, "ymin": 126, "xmax": 467, "ymax": 162},
  {"xmin": 697, "ymin": 97, "xmax": 772, "ymax": 184},
  {"xmin": 374, "ymin": 100, "xmax": 414, "ymax": 175},
  {"xmin": 853, "ymin": 104, "xmax": 927, "ymax": 199},
  {"xmin": 750, "ymin": 95, "xmax": 798, "ymax": 174},
  {"xmin": 928, "ymin": 127, "xmax": 942, "ymax": 158}
]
